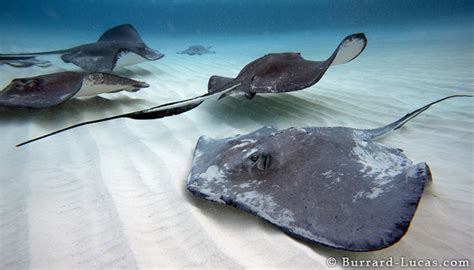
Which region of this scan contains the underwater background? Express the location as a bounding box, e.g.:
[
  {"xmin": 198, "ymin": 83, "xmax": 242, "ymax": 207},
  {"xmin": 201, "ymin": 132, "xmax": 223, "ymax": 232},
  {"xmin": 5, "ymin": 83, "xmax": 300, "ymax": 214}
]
[
  {"xmin": 1, "ymin": 0, "xmax": 473, "ymax": 35},
  {"xmin": 1, "ymin": 0, "xmax": 473, "ymax": 269}
]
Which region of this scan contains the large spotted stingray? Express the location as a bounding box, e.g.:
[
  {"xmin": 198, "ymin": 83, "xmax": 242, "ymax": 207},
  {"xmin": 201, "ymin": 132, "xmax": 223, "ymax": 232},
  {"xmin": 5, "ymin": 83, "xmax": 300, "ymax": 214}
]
[
  {"xmin": 16, "ymin": 33, "xmax": 365, "ymax": 146},
  {"xmin": 0, "ymin": 24, "xmax": 164, "ymax": 72},
  {"xmin": 186, "ymin": 95, "xmax": 471, "ymax": 251}
]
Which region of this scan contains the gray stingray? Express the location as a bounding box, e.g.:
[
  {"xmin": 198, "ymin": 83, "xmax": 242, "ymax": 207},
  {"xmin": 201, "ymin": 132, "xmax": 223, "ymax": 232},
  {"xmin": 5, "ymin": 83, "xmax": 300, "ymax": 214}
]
[
  {"xmin": 0, "ymin": 56, "xmax": 51, "ymax": 68},
  {"xmin": 0, "ymin": 71, "xmax": 149, "ymax": 109},
  {"xmin": 186, "ymin": 95, "xmax": 471, "ymax": 251},
  {"xmin": 177, "ymin": 45, "xmax": 215, "ymax": 55},
  {"xmin": 0, "ymin": 24, "xmax": 164, "ymax": 72},
  {"xmin": 16, "ymin": 33, "xmax": 366, "ymax": 146},
  {"xmin": 208, "ymin": 33, "xmax": 367, "ymax": 99}
]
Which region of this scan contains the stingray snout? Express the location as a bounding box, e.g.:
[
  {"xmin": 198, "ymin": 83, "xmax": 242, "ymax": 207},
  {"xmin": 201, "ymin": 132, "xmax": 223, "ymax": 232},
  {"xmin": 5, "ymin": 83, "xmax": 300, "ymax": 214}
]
[{"xmin": 124, "ymin": 81, "xmax": 150, "ymax": 93}]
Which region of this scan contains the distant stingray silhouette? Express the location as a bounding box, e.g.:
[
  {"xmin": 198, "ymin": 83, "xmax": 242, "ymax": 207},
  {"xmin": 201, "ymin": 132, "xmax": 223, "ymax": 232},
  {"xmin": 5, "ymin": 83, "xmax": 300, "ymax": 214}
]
[{"xmin": 177, "ymin": 45, "xmax": 215, "ymax": 55}]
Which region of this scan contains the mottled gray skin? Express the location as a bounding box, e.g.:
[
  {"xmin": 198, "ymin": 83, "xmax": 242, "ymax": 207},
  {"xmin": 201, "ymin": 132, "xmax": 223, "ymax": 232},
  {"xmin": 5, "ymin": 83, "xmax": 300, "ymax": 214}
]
[
  {"xmin": 0, "ymin": 71, "xmax": 149, "ymax": 108},
  {"xmin": 177, "ymin": 45, "xmax": 215, "ymax": 55},
  {"xmin": 187, "ymin": 126, "xmax": 430, "ymax": 251},
  {"xmin": 0, "ymin": 24, "xmax": 164, "ymax": 72},
  {"xmin": 208, "ymin": 33, "xmax": 367, "ymax": 99}
]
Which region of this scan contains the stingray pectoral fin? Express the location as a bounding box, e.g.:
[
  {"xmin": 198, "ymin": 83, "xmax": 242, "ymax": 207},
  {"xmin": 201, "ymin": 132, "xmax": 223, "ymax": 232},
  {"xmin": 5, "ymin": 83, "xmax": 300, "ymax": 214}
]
[
  {"xmin": 281, "ymin": 162, "xmax": 431, "ymax": 251},
  {"xmin": 208, "ymin": 75, "xmax": 235, "ymax": 94},
  {"xmin": 329, "ymin": 33, "xmax": 367, "ymax": 66},
  {"xmin": 97, "ymin": 24, "xmax": 144, "ymax": 43},
  {"xmin": 362, "ymin": 94, "xmax": 473, "ymax": 139},
  {"xmin": 16, "ymin": 83, "xmax": 242, "ymax": 147},
  {"xmin": 375, "ymin": 162, "xmax": 431, "ymax": 249},
  {"xmin": 60, "ymin": 51, "xmax": 79, "ymax": 63},
  {"xmin": 407, "ymin": 162, "xmax": 432, "ymax": 184},
  {"xmin": 348, "ymin": 162, "xmax": 431, "ymax": 251},
  {"xmin": 61, "ymin": 51, "xmax": 116, "ymax": 72}
]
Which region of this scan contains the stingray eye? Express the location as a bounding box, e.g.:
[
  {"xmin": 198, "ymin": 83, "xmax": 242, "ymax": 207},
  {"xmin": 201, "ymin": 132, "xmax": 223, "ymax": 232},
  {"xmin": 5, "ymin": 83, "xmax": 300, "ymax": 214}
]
[
  {"xmin": 26, "ymin": 79, "xmax": 39, "ymax": 88},
  {"xmin": 247, "ymin": 153, "xmax": 271, "ymax": 171},
  {"xmin": 249, "ymin": 155, "xmax": 259, "ymax": 162}
]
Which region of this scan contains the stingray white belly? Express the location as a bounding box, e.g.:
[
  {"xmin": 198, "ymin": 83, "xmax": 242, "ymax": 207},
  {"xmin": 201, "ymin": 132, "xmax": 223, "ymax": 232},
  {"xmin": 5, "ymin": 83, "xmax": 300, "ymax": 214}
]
[
  {"xmin": 72, "ymin": 73, "xmax": 144, "ymax": 98},
  {"xmin": 114, "ymin": 51, "xmax": 148, "ymax": 69},
  {"xmin": 331, "ymin": 35, "xmax": 366, "ymax": 65}
]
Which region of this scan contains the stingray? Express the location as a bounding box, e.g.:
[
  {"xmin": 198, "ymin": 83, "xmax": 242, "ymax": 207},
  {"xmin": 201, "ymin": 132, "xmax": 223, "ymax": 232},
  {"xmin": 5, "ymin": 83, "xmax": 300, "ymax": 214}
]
[
  {"xmin": 177, "ymin": 45, "xmax": 216, "ymax": 55},
  {"xmin": 186, "ymin": 95, "xmax": 471, "ymax": 251},
  {"xmin": 16, "ymin": 33, "xmax": 366, "ymax": 146},
  {"xmin": 0, "ymin": 24, "xmax": 164, "ymax": 72},
  {"xmin": 207, "ymin": 33, "xmax": 367, "ymax": 99},
  {"xmin": 0, "ymin": 56, "xmax": 52, "ymax": 68},
  {"xmin": 0, "ymin": 71, "xmax": 149, "ymax": 109}
]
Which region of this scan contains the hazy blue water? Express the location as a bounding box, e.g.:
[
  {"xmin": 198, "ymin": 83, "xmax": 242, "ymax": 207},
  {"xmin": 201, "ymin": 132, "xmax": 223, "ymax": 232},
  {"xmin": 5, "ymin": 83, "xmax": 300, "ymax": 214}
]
[{"xmin": 0, "ymin": 0, "xmax": 472, "ymax": 36}]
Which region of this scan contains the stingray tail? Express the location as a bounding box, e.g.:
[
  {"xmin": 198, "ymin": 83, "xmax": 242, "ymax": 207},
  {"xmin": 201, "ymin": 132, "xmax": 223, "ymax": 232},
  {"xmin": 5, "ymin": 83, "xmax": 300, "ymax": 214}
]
[
  {"xmin": 364, "ymin": 95, "xmax": 473, "ymax": 139},
  {"xmin": 16, "ymin": 83, "xmax": 241, "ymax": 147},
  {"xmin": 328, "ymin": 33, "xmax": 367, "ymax": 66},
  {"xmin": 16, "ymin": 115, "xmax": 125, "ymax": 147},
  {"xmin": 0, "ymin": 49, "xmax": 70, "ymax": 59}
]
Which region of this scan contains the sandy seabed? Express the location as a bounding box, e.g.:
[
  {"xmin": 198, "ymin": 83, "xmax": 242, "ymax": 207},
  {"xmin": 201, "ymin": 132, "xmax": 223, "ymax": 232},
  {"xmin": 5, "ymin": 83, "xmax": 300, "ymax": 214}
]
[{"xmin": 0, "ymin": 25, "xmax": 473, "ymax": 269}]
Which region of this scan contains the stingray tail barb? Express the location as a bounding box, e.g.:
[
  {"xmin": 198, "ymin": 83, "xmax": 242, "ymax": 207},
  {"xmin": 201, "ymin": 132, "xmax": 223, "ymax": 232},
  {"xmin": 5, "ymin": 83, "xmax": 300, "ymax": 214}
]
[
  {"xmin": 364, "ymin": 94, "xmax": 473, "ymax": 139},
  {"xmin": 16, "ymin": 83, "xmax": 241, "ymax": 147},
  {"xmin": 328, "ymin": 33, "xmax": 367, "ymax": 66}
]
